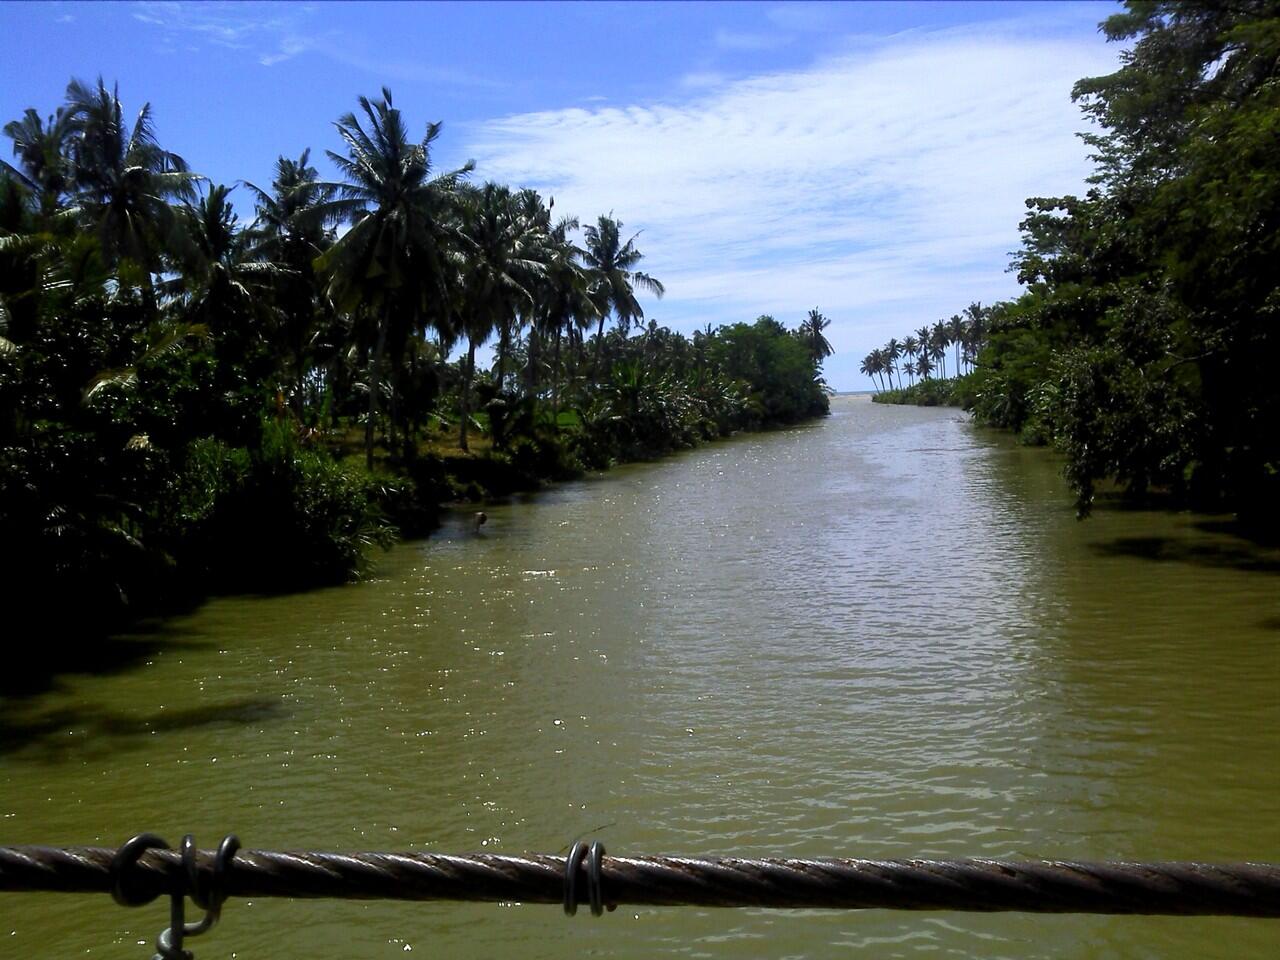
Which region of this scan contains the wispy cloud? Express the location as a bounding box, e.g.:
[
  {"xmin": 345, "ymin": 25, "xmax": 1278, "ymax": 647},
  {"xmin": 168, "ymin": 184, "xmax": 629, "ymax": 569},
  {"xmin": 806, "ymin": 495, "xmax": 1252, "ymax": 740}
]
[
  {"xmin": 129, "ymin": 1, "xmax": 503, "ymax": 89},
  {"xmin": 713, "ymin": 28, "xmax": 791, "ymax": 52},
  {"xmin": 132, "ymin": 1, "xmax": 313, "ymax": 63},
  {"xmin": 468, "ymin": 18, "xmax": 1118, "ymax": 387}
]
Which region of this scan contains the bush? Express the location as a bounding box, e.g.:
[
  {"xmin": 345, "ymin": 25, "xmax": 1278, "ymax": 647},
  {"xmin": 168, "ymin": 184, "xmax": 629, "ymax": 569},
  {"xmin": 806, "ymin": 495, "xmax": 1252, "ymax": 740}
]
[{"xmin": 163, "ymin": 422, "xmax": 396, "ymax": 591}]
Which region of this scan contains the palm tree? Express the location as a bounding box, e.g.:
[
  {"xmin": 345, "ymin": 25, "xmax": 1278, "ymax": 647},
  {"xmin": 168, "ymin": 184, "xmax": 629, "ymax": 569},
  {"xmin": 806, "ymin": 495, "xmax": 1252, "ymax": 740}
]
[
  {"xmin": 530, "ymin": 209, "xmax": 598, "ymax": 423},
  {"xmin": 2, "ymin": 106, "xmax": 76, "ymax": 219},
  {"xmin": 885, "ymin": 337, "xmax": 902, "ymax": 389},
  {"xmin": 454, "ymin": 181, "xmax": 546, "ymax": 451},
  {"xmin": 65, "ymin": 77, "xmax": 199, "ymax": 285},
  {"xmin": 861, "ymin": 349, "xmax": 889, "ymax": 393},
  {"xmin": 582, "ymin": 214, "xmax": 664, "ymax": 377},
  {"xmin": 930, "ymin": 320, "xmax": 948, "ymax": 378},
  {"xmin": 799, "ymin": 307, "xmax": 833, "ymax": 365},
  {"xmin": 316, "ymin": 87, "xmax": 473, "ymax": 468},
  {"xmin": 947, "ymin": 314, "xmax": 965, "ymax": 376},
  {"xmin": 916, "ymin": 350, "xmax": 933, "ymax": 380},
  {"xmin": 903, "ymin": 359, "xmax": 916, "ymax": 385},
  {"xmin": 902, "ymin": 335, "xmax": 918, "ymax": 372},
  {"xmin": 962, "ymin": 301, "xmax": 986, "ymax": 372},
  {"xmin": 245, "ymin": 149, "xmax": 341, "ymax": 416}
]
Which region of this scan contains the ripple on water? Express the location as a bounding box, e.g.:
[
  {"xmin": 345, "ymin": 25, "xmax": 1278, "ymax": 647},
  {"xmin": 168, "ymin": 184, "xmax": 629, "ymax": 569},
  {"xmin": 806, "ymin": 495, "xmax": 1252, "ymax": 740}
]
[{"xmin": 2, "ymin": 397, "xmax": 1278, "ymax": 958}]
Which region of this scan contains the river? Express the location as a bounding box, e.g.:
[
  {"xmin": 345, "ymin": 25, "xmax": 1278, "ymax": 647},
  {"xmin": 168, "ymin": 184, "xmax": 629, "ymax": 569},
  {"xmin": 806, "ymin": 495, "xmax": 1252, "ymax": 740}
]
[{"xmin": 2, "ymin": 394, "xmax": 1278, "ymax": 958}]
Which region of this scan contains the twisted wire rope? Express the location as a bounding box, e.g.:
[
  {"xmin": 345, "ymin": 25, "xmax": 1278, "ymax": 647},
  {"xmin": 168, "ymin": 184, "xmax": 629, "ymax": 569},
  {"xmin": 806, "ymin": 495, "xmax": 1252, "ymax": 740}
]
[{"xmin": 2, "ymin": 845, "xmax": 1279, "ymax": 916}]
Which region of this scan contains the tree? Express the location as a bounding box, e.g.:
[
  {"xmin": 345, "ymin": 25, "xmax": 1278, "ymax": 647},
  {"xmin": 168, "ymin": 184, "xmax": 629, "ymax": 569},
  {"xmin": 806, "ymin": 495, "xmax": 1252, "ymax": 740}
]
[
  {"xmin": 947, "ymin": 314, "xmax": 965, "ymax": 375},
  {"xmin": 454, "ymin": 182, "xmax": 546, "ymax": 451},
  {"xmin": 582, "ymin": 214, "xmax": 664, "ymax": 376},
  {"xmin": 317, "ymin": 88, "xmax": 473, "ymax": 468},
  {"xmin": 929, "ymin": 321, "xmax": 948, "ymax": 378},
  {"xmin": 65, "ymin": 78, "xmax": 199, "ymax": 286},
  {"xmin": 798, "ymin": 307, "xmax": 833, "ymax": 365},
  {"xmin": 885, "ymin": 338, "xmax": 902, "ymax": 389},
  {"xmin": 245, "ymin": 149, "xmax": 341, "ymax": 417},
  {"xmin": 2, "ymin": 106, "xmax": 76, "ymax": 219}
]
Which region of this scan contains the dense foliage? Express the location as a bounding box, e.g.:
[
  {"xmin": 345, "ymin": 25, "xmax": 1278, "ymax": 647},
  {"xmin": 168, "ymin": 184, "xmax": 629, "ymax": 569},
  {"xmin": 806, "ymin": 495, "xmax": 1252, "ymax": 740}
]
[
  {"xmin": 969, "ymin": 2, "xmax": 1280, "ymax": 520},
  {"xmin": 0, "ymin": 80, "xmax": 829, "ymax": 633}
]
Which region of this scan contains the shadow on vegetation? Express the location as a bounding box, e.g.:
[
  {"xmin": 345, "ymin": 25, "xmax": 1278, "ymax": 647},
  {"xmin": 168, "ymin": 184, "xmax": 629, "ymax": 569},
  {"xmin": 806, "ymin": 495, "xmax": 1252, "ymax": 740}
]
[
  {"xmin": 1089, "ymin": 536, "xmax": 1280, "ymax": 575},
  {"xmin": 0, "ymin": 695, "xmax": 285, "ymax": 762}
]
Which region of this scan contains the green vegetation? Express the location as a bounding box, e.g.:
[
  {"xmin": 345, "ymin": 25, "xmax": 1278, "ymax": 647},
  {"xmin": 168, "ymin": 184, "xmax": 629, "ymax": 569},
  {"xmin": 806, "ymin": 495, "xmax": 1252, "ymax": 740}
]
[
  {"xmin": 865, "ymin": 304, "xmax": 987, "ymax": 406},
  {"xmin": 0, "ymin": 80, "xmax": 830, "ymax": 635},
  {"xmin": 877, "ymin": 3, "xmax": 1280, "ymax": 524}
]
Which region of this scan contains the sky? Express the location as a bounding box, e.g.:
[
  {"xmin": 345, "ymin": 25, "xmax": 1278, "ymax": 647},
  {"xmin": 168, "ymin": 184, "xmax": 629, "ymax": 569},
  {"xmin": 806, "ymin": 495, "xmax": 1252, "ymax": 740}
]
[{"xmin": 1, "ymin": 1, "xmax": 1125, "ymax": 390}]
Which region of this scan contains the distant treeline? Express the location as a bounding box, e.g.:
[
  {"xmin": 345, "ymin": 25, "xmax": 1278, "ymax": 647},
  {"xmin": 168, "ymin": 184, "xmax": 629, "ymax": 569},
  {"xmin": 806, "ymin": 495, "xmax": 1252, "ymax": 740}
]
[
  {"xmin": 874, "ymin": 2, "xmax": 1280, "ymax": 525},
  {"xmin": 0, "ymin": 80, "xmax": 830, "ymax": 633}
]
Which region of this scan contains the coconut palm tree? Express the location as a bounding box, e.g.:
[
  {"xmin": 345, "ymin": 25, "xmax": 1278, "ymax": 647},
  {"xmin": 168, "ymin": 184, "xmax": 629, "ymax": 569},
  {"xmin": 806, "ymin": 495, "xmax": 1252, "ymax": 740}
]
[
  {"xmin": 316, "ymin": 87, "xmax": 473, "ymax": 468},
  {"xmin": 916, "ymin": 350, "xmax": 933, "ymax": 380},
  {"xmin": 582, "ymin": 214, "xmax": 664, "ymax": 377},
  {"xmin": 962, "ymin": 301, "xmax": 986, "ymax": 372},
  {"xmin": 947, "ymin": 314, "xmax": 965, "ymax": 376},
  {"xmin": 530, "ymin": 210, "xmax": 598, "ymax": 422},
  {"xmin": 930, "ymin": 321, "xmax": 948, "ymax": 378},
  {"xmin": 885, "ymin": 337, "xmax": 902, "ymax": 389},
  {"xmin": 902, "ymin": 335, "xmax": 918, "ymax": 372},
  {"xmin": 454, "ymin": 181, "xmax": 547, "ymax": 451},
  {"xmin": 799, "ymin": 307, "xmax": 833, "ymax": 365},
  {"xmin": 64, "ymin": 77, "xmax": 199, "ymax": 284},
  {"xmin": 245, "ymin": 149, "xmax": 341, "ymax": 416},
  {"xmin": 2, "ymin": 106, "xmax": 77, "ymax": 219}
]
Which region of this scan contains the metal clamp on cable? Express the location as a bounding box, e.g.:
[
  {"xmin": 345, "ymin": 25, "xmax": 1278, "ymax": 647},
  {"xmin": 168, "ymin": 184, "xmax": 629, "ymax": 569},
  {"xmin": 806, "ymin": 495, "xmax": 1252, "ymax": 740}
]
[
  {"xmin": 109, "ymin": 833, "xmax": 240, "ymax": 960},
  {"xmin": 563, "ymin": 840, "xmax": 613, "ymax": 917}
]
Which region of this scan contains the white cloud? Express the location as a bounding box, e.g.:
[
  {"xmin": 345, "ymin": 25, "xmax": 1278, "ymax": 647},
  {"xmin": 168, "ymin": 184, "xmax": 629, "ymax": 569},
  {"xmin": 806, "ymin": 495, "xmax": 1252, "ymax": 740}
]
[{"xmin": 466, "ymin": 18, "xmax": 1119, "ymax": 388}]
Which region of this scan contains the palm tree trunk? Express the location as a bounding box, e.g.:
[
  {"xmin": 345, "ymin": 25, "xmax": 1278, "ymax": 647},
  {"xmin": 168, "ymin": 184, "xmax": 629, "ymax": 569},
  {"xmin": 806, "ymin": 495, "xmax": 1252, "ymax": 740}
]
[
  {"xmin": 497, "ymin": 321, "xmax": 511, "ymax": 393},
  {"xmin": 592, "ymin": 313, "xmax": 607, "ymax": 381},
  {"xmin": 365, "ymin": 318, "xmax": 388, "ymax": 471},
  {"xmin": 459, "ymin": 339, "xmax": 476, "ymax": 453},
  {"xmin": 552, "ymin": 324, "xmax": 563, "ymax": 431}
]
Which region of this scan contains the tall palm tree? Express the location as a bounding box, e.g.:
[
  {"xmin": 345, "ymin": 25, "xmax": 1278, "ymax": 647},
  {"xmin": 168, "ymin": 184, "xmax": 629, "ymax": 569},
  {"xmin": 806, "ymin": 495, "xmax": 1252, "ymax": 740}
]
[
  {"xmin": 902, "ymin": 334, "xmax": 918, "ymax": 372},
  {"xmin": 930, "ymin": 320, "xmax": 948, "ymax": 378},
  {"xmin": 963, "ymin": 301, "xmax": 986, "ymax": 372},
  {"xmin": 167, "ymin": 184, "xmax": 280, "ymax": 327},
  {"xmin": 947, "ymin": 314, "xmax": 965, "ymax": 376},
  {"xmin": 916, "ymin": 350, "xmax": 933, "ymax": 380},
  {"xmin": 582, "ymin": 214, "xmax": 664, "ymax": 377},
  {"xmin": 316, "ymin": 87, "xmax": 473, "ymax": 468},
  {"xmin": 799, "ymin": 307, "xmax": 833, "ymax": 365},
  {"xmin": 245, "ymin": 149, "xmax": 341, "ymax": 416},
  {"xmin": 454, "ymin": 181, "xmax": 546, "ymax": 451},
  {"xmin": 2, "ymin": 106, "xmax": 77, "ymax": 219},
  {"xmin": 885, "ymin": 337, "xmax": 902, "ymax": 389},
  {"xmin": 531, "ymin": 209, "xmax": 598, "ymax": 422},
  {"xmin": 861, "ymin": 349, "xmax": 888, "ymax": 393},
  {"xmin": 65, "ymin": 77, "xmax": 199, "ymax": 285}
]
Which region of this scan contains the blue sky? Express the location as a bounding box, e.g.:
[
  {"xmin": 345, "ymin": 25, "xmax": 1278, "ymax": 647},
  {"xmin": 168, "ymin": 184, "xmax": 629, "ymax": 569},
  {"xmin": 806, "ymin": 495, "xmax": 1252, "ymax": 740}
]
[{"xmin": 2, "ymin": 1, "xmax": 1123, "ymax": 389}]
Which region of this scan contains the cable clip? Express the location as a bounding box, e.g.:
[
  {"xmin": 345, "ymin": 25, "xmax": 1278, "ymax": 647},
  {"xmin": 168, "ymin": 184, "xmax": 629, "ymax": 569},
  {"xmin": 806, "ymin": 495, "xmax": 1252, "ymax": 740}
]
[
  {"xmin": 110, "ymin": 833, "xmax": 240, "ymax": 959},
  {"xmin": 563, "ymin": 840, "xmax": 614, "ymax": 917}
]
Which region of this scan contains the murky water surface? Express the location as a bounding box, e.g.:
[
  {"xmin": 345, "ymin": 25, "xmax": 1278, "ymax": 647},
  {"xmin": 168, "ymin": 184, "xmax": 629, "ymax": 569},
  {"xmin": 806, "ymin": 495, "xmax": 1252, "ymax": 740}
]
[{"xmin": 3, "ymin": 395, "xmax": 1278, "ymax": 958}]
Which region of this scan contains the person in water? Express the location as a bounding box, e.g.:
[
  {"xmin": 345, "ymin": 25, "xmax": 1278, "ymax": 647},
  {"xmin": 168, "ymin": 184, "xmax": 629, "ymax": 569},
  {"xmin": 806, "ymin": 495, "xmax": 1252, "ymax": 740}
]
[{"xmin": 473, "ymin": 511, "xmax": 488, "ymax": 533}]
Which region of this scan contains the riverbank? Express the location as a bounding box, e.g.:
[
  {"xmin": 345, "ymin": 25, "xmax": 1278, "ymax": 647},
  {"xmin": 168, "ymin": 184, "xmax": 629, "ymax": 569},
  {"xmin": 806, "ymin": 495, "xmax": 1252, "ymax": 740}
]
[{"xmin": 869, "ymin": 374, "xmax": 973, "ymax": 408}]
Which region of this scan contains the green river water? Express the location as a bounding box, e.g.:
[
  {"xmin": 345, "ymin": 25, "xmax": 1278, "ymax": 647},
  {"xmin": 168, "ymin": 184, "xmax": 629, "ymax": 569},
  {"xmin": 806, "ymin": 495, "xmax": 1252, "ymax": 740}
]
[{"xmin": 2, "ymin": 394, "xmax": 1278, "ymax": 958}]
